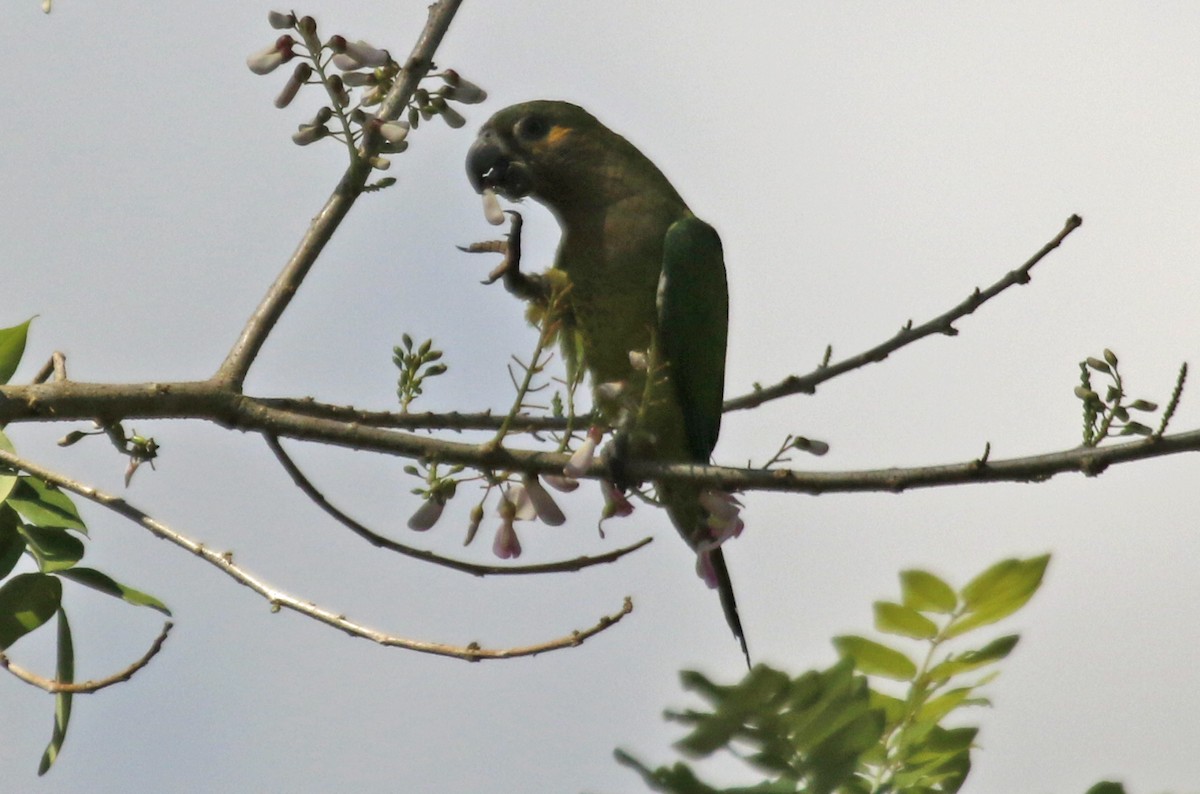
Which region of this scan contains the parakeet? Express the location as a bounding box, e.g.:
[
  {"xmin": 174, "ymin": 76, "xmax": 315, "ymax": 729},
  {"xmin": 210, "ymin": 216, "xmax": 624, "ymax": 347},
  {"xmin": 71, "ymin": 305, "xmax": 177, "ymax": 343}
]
[{"xmin": 466, "ymin": 100, "xmax": 746, "ymax": 662}]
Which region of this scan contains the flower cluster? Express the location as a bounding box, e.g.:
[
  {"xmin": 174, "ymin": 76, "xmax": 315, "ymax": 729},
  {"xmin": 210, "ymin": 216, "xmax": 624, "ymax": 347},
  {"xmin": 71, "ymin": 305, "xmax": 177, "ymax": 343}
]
[{"xmin": 246, "ymin": 11, "xmax": 486, "ymax": 171}]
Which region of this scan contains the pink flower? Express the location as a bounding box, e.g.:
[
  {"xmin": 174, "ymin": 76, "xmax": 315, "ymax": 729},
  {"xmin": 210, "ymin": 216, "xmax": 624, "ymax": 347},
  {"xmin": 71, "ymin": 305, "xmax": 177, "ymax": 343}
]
[
  {"xmin": 601, "ymin": 481, "xmax": 634, "ymax": 519},
  {"xmin": 492, "ymin": 508, "xmax": 521, "ymax": 559},
  {"xmin": 406, "ymin": 498, "xmax": 444, "ymax": 531},
  {"xmin": 565, "ymin": 426, "xmax": 604, "ymax": 478},
  {"xmin": 701, "ymin": 489, "xmax": 744, "ymax": 543},
  {"xmin": 504, "ymin": 484, "xmax": 538, "ymax": 521},
  {"xmin": 541, "ymin": 474, "xmax": 579, "ymax": 493},
  {"xmin": 695, "ymin": 546, "xmax": 719, "ymax": 589},
  {"xmin": 522, "ymin": 476, "xmax": 565, "ymax": 526}
]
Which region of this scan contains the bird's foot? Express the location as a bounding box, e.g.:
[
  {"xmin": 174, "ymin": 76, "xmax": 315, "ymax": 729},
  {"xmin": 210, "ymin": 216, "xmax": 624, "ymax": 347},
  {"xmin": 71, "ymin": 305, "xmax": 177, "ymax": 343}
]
[{"xmin": 458, "ymin": 211, "xmax": 549, "ymax": 303}]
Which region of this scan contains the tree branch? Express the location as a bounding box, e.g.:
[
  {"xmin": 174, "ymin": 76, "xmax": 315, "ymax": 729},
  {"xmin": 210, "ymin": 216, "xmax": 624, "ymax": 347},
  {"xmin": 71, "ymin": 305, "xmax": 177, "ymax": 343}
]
[
  {"xmin": 5, "ymin": 375, "xmax": 1200, "ymax": 494},
  {"xmin": 264, "ymin": 434, "xmax": 653, "ymax": 575},
  {"xmin": 0, "ymin": 448, "xmax": 632, "ymax": 661},
  {"xmin": 213, "ymin": 0, "xmax": 464, "ymax": 390},
  {"xmin": 723, "ymin": 214, "xmax": 1084, "ymax": 412},
  {"xmin": 0, "ymin": 622, "xmax": 173, "ymax": 695}
]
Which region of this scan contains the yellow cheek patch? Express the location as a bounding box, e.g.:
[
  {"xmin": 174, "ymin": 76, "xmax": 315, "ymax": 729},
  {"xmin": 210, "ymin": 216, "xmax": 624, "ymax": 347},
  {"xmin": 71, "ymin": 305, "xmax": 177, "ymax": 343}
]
[{"xmin": 546, "ymin": 125, "xmax": 572, "ymax": 146}]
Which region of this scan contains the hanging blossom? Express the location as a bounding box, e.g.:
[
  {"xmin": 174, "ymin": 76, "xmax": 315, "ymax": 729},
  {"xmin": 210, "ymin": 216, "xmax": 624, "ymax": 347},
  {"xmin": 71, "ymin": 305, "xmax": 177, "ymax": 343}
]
[
  {"xmin": 522, "ymin": 476, "xmax": 566, "ymax": 526},
  {"xmin": 565, "ymin": 426, "xmax": 604, "ymax": 478},
  {"xmin": 492, "ymin": 493, "xmax": 522, "ymax": 559},
  {"xmin": 601, "ymin": 480, "xmax": 635, "ymax": 519},
  {"xmin": 693, "ymin": 490, "xmax": 745, "ymax": 588},
  {"xmin": 406, "ymin": 496, "xmax": 445, "ymax": 532}
]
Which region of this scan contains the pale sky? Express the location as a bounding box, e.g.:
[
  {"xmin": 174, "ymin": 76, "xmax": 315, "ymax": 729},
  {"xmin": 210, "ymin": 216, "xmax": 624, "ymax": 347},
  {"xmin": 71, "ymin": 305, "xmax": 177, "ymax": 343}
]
[{"xmin": 3, "ymin": 3, "xmax": 1200, "ymax": 792}]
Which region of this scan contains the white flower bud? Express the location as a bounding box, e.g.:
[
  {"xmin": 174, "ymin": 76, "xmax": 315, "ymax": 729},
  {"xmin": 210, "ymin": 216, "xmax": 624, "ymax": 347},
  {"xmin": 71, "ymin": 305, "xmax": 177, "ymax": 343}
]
[
  {"xmin": 274, "ymin": 62, "xmax": 312, "ymax": 109},
  {"xmin": 379, "ymin": 120, "xmax": 410, "ymax": 143},
  {"xmin": 268, "ymin": 11, "xmax": 296, "ymax": 29},
  {"xmin": 291, "ymin": 124, "xmax": 329, "ymax": 146},
  {"xmin": 247, "ymin": 45, "xmax": 286, "ymax": 75},
  {"xmin": 482, "ymin": 188, "xmax": 505, "ymax": 226}
]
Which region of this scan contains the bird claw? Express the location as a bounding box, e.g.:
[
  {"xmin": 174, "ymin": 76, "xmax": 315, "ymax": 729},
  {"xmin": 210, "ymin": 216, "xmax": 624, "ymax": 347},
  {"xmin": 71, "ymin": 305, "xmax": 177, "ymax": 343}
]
[{"xmin": 459, "ymin": 211, "xmax": 551, "ymax": 303}]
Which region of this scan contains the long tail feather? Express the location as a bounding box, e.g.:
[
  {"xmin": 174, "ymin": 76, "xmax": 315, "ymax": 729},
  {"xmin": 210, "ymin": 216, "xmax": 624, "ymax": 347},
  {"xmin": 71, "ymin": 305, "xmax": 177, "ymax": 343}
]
[{"xmin": 710, "ymin": 547, "xmax": 750, "ymax": 668}]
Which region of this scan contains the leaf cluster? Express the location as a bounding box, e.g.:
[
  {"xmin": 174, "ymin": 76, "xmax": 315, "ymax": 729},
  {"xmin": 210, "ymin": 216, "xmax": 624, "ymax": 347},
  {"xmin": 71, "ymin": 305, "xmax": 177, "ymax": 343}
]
[
  {"xmin": 617, "ymin": 555, "xmax": 1069, "ymax": 794},
  {"xmin": 394, "ymin": 333, "xmax": 448, "ymax": 412},
  {"xmin": 0, "ymin": 321, "xmax": 170, "ymax": 775}
]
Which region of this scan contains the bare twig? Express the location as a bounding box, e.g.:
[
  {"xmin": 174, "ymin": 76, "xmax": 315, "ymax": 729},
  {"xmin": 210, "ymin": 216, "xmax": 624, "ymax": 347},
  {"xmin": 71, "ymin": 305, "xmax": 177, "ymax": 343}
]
[
  {"xmin": 724, "ymin": 215, "xmax": 1084, "ymax": 412},
  {"xmin": 214, "ymin": 0, "xmax": 464, "ymax": 390},
  {"xmin": 264, "ymin": 434, "xmax": 653, "ymax": 575},
  {"xmin": 0, "ymin": 622, "xmax": 173, "ymax": 694},
  {"xmin": 0, "ymin": 448, "xmax": 632, "ymax": 661},
  {"xmin": 32, "ymin": 352, "xmax": 67, "ymax": 385}
]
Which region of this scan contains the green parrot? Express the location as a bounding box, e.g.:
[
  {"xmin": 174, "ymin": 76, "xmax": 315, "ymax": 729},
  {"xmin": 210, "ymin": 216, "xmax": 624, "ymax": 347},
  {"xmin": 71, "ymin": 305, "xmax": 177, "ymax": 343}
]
[{"xmin": 466, "ymin": 100, "xmax": 746, "ymax": 662}]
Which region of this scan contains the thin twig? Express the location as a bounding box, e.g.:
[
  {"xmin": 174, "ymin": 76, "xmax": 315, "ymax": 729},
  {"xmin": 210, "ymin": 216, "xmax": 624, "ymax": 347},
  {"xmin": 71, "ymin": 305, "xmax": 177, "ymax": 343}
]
[
  {"xmin": 213, "ymin": 0, "xmax": 464, "ymax": 389},
  {"xmin": 264, "ymin": 434, "xmax": 653, "ymax": 575},
  {"xmin": 724, "ymin": 215, "xmax": 1084, "ymax": 412},
  {"xmin": 0, "ymin": 622, "xmax": 173, "ymax": 694},
  {"xmin": 0, "ymin": 449, "xmax": 632, "ymax": 661}
]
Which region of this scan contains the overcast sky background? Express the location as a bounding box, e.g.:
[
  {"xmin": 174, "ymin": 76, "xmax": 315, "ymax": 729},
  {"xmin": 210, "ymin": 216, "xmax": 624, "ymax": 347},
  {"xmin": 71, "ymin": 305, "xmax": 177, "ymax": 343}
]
[{"xmin": 3, "ymin": 3, "xmax": 1200, "ymax": 792}]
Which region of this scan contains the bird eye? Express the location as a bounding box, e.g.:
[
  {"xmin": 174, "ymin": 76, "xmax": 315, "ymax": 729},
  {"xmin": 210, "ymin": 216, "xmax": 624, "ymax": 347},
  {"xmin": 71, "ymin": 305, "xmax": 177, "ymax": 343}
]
[{"xmin": 515, "ymin": 115, "xmax": 550, "ymax": 141}]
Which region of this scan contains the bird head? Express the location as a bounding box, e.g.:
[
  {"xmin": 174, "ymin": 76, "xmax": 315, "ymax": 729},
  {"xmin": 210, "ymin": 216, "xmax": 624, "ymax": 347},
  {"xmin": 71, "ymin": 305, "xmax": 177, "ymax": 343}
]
[{"xmin": 466, "ymin": 100, "xmax": 666, "ymax": 215}]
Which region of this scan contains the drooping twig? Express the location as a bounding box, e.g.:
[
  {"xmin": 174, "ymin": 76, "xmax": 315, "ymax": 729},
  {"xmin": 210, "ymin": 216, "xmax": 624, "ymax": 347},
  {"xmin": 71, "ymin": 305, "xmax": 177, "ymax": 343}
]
[
  {"xmin": 214, "ymin": 0, "xmax": 464, "ymax": 390},
  {"xmin": 0, "ymin": 448, "xmax": 632, "ymax": 661},
  {"xmin": 724, "ymin": 215, "xmax": 1083, "ymax": 412},
  {"xmin": 264, "ymin": 434, "xmax": 653, "ymax": 575},
  {"xmin": 0, "ymin": 622, "xmax": 173, "ymax": 694}
]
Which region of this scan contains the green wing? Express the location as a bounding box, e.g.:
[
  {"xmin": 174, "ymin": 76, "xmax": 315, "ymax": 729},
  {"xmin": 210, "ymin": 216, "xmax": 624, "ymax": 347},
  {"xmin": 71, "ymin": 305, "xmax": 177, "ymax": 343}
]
[{"xmin": 657, "ymin": 216, "xmax": 729, "ymax": 462}]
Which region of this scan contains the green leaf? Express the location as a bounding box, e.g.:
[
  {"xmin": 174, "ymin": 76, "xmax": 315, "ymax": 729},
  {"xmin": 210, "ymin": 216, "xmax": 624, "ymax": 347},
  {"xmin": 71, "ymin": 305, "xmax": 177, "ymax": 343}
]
[
  {"xmin": 58, "ymin": 567, "xmax": 171, "ymax": 615},
  {"xmin": 1085, "ymin": 783, "xmax": 1127, "ymax": 794},
  {"xmin": 0, "ymin": 572, "xmax": 62, "ymax": 650},
  {"xmin": 0, "ymin": 509, "xmax": 26, "ymax": 579},
  {"xmin": 0, "ymin": 319, "xmax": 32, "ymax": 385},
  {"xmin": 868, "ymin": 688, "xmax": 907, "ymax": 724},
  {"xmin": 832, "ymin": 635, "xmax": 917, "ymax": 681},
  {"xmin": 18, "ymin": 524, "xmax": 85, "ymax": 572},
  {"xmin": 0, "ymin": 429, "xmax": 18, "ymax": 504},
  {"xmin": 947, "ymin": 555, "xmax": 1049, "ymax": 638},
  {"xmin": 924, "ymin": 725, "xmax": 978, "ymax": 753},
  {"xmin": 674, "ymin": 666, "xmax": 790, "ymax": 756},
  {"xmin": 927, "ymin": 635, "xmax": 1020, "ymax": 682},
  {"xmin": 900, "ymin": 569, "xmax": 957, "ymax": 613},
  {"xmin": 916, "ymin": 686, "xmax": 984, "ymax": 724},
  {"xmin": 38, "ymin": 608, "xmax": 73, "ymax": 776},
  {"xmin": 8, "ymin": 477, "xmax": 86, "ymax": 532},
  {"xmin": 873, "ymin": 601, "xmax": 938, "ymax": 639}
]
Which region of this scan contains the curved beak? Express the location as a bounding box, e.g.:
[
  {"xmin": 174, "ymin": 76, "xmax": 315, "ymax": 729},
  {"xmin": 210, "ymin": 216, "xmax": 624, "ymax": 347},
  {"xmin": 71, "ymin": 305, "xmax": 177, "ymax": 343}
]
[{"xmin": 466, "ymin": 129, "xmax": 533, "ymax": 199}]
